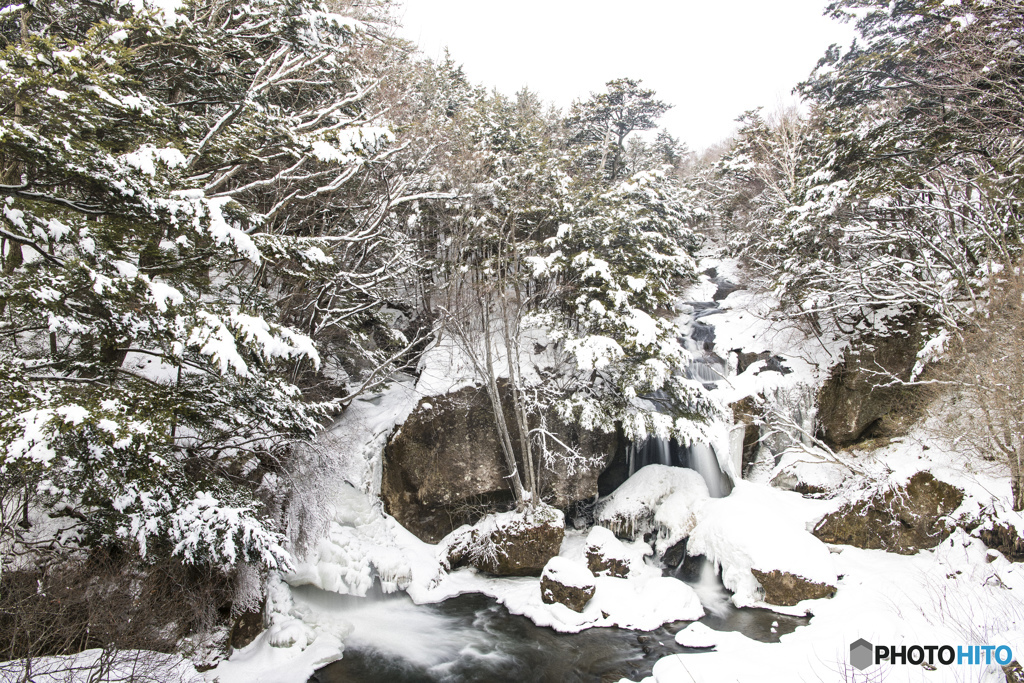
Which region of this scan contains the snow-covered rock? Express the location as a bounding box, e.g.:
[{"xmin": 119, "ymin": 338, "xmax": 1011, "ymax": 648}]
[
  {"xmin": 540, "ymin": 556, "xmax": 596, "ymax": 612},
  {"xmin": 813, "ymin": 471, "xmax": 963, "ymax": 554},
  {"xmin": 687, "ymin": 482, "xmax": 837, "ymax": 609},
  {"xmin": 596, "ymin": 464, "xmax": 709, "ymax": 541},
  {"xmin": 585, "ymin": 526, "xmax": 633, "ymax": 577},
  {"xmin": 443, "ymin": 505, "xmax": 564, "ymax": 576},
  {"xmin": 749, "ymin": 568, "xmax": 835, "ymax": 606},
  {"xmin": 653, "ymin": 478, "xmax": 711, "ymax": 555},
  {"xmin": 674, "ymin": 622, "xmax": 718, "ymax": 649}
]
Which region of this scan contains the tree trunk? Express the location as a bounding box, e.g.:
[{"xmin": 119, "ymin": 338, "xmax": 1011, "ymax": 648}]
[
  {"xmin": 1012, "ymin": 452, "xmax": 1024, "ymax": 512},
  {"xmin": 482, "ymin": 306, "xmax": 526, "ymax": 506}
]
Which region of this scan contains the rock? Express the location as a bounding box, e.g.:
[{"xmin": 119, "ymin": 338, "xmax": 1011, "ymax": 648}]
[
  {"xmin": 596, "ymin": 430, "xmax": 632, "ymax": 496},
  {"xmin": 585, "ymin": 526, "xmax": 631, "ymax": 578},
  {"xmin": 382, "ymin": 384, "xmax": 616, "ymax": 542},
  {"xmin": 816, "ymin": 318, "xmax": 931, "ymax": 447},
  {"xmin": 687, "ymin": 483, "xmax": 839, "ymax": 608},
  {"xmin": 661, "ymin": 538, "xmax": 688, "ymax": 569},
  {"xmin": 596, "ymin": 465, "xmax": 709, "ymax": 541},
  {"xmin": 813, "ymin": 472, "xmax": 963, "ymax": 554},
  {"xmin": 229, "ymin": 609, "xmax": 264, "ymax": 651},
  {"xmin": 734, "ymin": 350, "xmax": 771, "ymax": 375},
  {"xmin": 444, "ymin": 505, "xmax": 565, "ymax": 577},
  {"xmin": 975, "ymin": 520, "xmax": 1024, "ymax": 562},
  {"xmin": 730, "ymin": 396, "xmax": 761, "ymax": 477},
  {"xmin": 675, "ymin": 622, "xmax": 718, "ymax": 649},
  {"xmin": 539, "ymin": 557, "xmax": 595, "ymax": 612},
  {"xmin": 751, "ymin": 569, "xmax": 836, "ymax": 606}
]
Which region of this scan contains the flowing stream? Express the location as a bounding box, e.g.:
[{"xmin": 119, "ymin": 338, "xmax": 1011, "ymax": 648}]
[
  {"xmin": 308, "ymin": 274, "xmax": 794, "ymax": 682},
  {"xmin": 309, "ymin": 590, "xmax": 804, "ymax": 683}
]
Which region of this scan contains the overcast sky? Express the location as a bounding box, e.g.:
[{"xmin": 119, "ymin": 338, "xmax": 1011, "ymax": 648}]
[{"xmin": 396, "ymin": 1, "xmax": 856, "ymax": 151}]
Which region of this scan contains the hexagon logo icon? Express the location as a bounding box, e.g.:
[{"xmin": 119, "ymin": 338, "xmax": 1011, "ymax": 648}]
[{"xmin": 850, "ymin": 638, "xmax": 874, "ymax": 671}]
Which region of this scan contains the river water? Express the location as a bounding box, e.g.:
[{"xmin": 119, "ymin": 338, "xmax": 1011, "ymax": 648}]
[{"xmin": 309, "ymin": 588, "xmax": 805, "ymax": 683}]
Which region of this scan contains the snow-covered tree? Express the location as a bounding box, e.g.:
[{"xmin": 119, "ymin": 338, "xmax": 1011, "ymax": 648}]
[
  {"xmin": 0, "ymin": 0, "xmax": 411, "ymax": 570},
  {"xmin": 566, "ymin": 78, "xmax": 672, "ymax": 183},
  {"xmin": 528, "ymin": 169, "xmax": 718, "ymax": 445},
  {"xmin": 711, "ymin": 0, "xmax": 1024, "ymax": 336}
]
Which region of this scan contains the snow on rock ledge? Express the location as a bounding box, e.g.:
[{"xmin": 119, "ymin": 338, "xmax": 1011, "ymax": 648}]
[
  {"xmin": 687, "ymin": 482, "xmax": 837, "ymax": 610},
  {"xmin": 596, "ymin": 464, "xmax": 709, "ymax": 541},
  {"xmin": 541, "ymin": 556, "xmax": 596, "ymax": 612}
]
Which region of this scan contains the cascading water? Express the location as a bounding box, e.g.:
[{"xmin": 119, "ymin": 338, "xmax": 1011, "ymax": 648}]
[
  {"xmin": 648, "ymin": 290, "xmax": 742, "ymax": 617},
  {"xmin": 631, "ymin": 295, "xmax": 734, "ymax": 494}
]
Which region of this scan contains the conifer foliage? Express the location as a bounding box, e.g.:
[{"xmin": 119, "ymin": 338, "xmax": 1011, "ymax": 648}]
[{"xmin": 0, "ymin": 0, "xmax": 403, "ymax": 569}]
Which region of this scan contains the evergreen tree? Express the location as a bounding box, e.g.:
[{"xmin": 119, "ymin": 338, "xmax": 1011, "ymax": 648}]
[
  {"xmin": 566, "ymin": 78, "xmax": 672, "ymax": 183},
  {"xmin": 0, "ymin": 0, "xmax": 407, "ymax": 569}
]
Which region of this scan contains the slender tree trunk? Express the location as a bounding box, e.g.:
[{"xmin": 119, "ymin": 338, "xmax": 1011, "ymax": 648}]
[
  {"xmin": 1012, "ymin": 450, "xmax": 1024, "ymax": 512},
  {"xmin": 3, "ymin": 7, "xmax": 29, "ymax": 274},
  {"xmin": 481, "ymin": 305, "xmax": 526, "ymax": 506}
]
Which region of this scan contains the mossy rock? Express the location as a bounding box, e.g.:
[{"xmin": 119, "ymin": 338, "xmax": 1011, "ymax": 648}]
[
  {"xmin": 751, "ymin": 569, "xmax": 835, "ymax": 606},
  {"xmin": 813, "ymin": 472, "xmax": 963, "ymax": 554}
]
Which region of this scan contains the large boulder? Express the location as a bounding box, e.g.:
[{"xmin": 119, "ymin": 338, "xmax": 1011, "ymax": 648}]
[
  {"xmin": 816, "ymin": 318, "xmax": 931, "ymax": 447},
  {"xmin": 595, "ymin": 465, "xmax": 709, "ymax": 541},
  {"xmin": 540, "ymin": 557, "xmax": 596, "ymax": 612},
  {"xmin": 382, "ymin": 385, "xmax": 616, "ymax": 542},
  {"xmin": 813, "ymin": 472, "xmax": 963, "ymax": 554},
  {"xmin": 750, "ymin": 569, "xmax": 836, "ymax": 606},
  {"xmin": 444, "ymin": 506, "xmax": 565, "ymax": 577},
  {"xmin": 229, "ymin": 610, "xmax": 264, "ymax": 651},
  {"xmin": 687, "ymin": 482, "xmax": 838, "ymax": 608}
]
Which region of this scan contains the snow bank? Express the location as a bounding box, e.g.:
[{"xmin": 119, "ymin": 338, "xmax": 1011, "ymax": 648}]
[
  {"xmin": 210, "ymin": 627, "xmax": 347, "ymax": 683},
  {"xmin": 769, "ymin": 446, "xmax": 852, "ymax": 494},
  {"xmin": 687, "ymin": 482, "xmax": 837, "ymax": 609},
  {"xmin": 628, "ymin": 529, "xmax": 1024, "ymax": 683},
  {"xmin": 595, "ymin": 464, "xmax": 709, "ymax": 540},
  {"xmin": 414, "ymin": 335, "xmax": 480, "ymax": 396},
  {"xmin": 411, "ymin": 529, "xmax": 703, "ymax": 633},
  {"xmin": 414, "ymin": 326, "xmax": 559, "ymax": 398}
]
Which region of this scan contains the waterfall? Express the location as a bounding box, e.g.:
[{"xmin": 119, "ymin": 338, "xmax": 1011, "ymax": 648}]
[
  {"xmin": 682, "ymin": 441, "xmax": 731, "ymax": 499},
  {"xmin": 628, "ymin": 299, "xmax": 735, "ymax": 493},
  {"xmin": 643, "ymin": 295, "xmax": 737, "ymax": 617}
]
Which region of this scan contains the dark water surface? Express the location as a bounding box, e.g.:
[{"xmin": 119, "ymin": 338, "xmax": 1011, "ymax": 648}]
[{"xmin": 309, "ymin": 590, "xmax": 806, "ymax": 683}]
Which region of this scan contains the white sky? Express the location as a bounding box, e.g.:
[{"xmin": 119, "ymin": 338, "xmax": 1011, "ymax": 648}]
[{"xmin": 396, "ymin": 0, "xmax": 856, "ymax": 152}]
